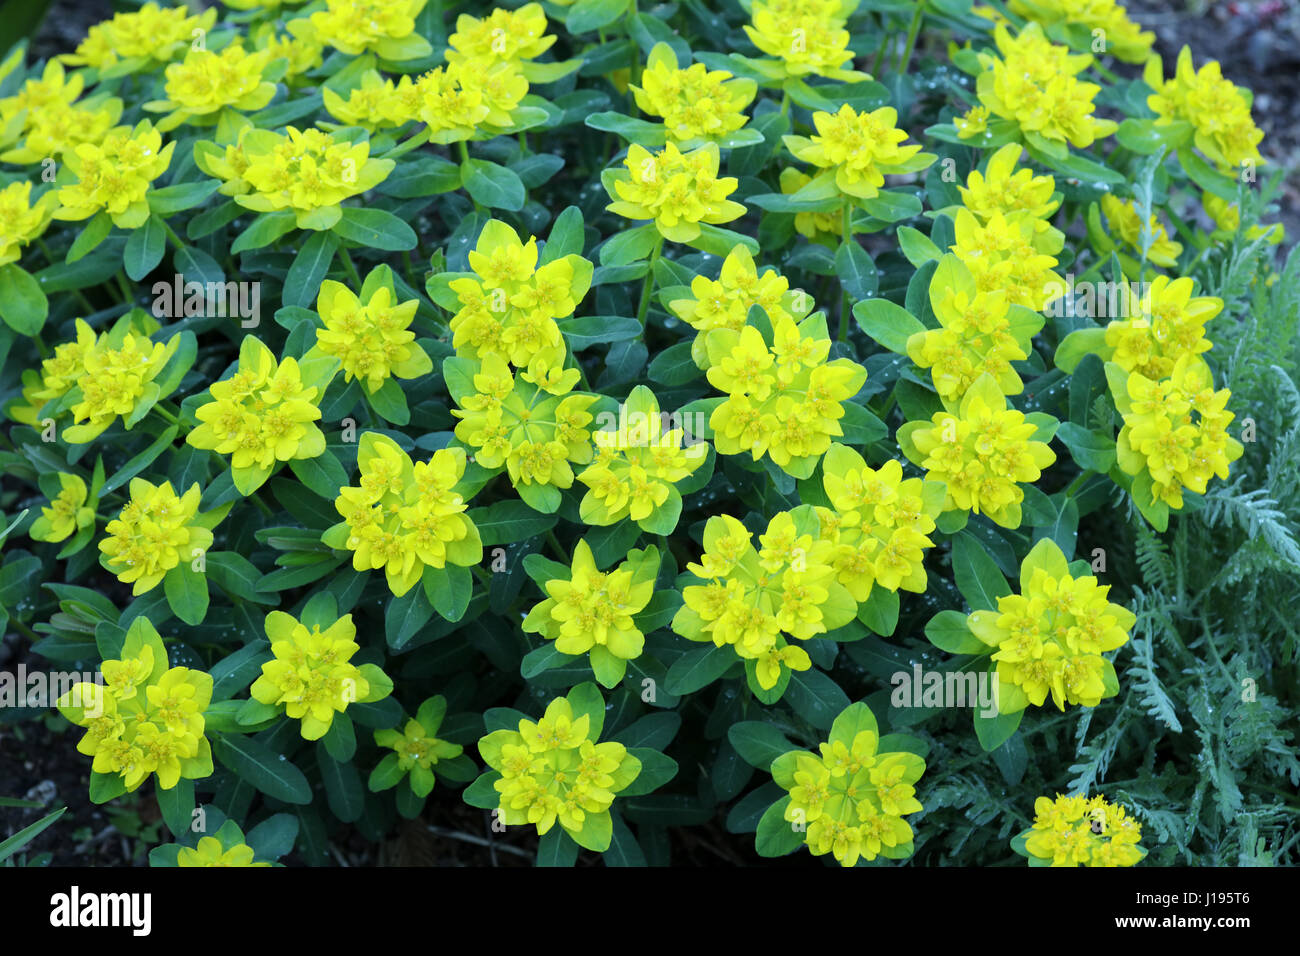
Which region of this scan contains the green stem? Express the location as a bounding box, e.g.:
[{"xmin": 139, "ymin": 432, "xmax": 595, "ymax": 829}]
[
  {"xmin": 546, "ymin": 529, "xmax": 566, "ymax": 558},
  {"xmin": 626, "ymin": 0, "xmax": 641, "ymax": 87},
  {"xmin": 780, "ymin": 90, "xmax": 790, "ymax": 118},
  {"xmin": 339, "ymin": 246, "xmax": 362, "ymax": 288},
  {"xmin": 838, "ymin": 202, "xmax": 853, "ymax": 342},
  {"xmin": 870, "ymin": 25, "xmax": 890, "ymax": 77},
  {"xmin": 153, "ymin": 404, "xmax": 180, "ymax": 426},
  {"xmin": 158, "ymin": 218, "xmax": 186, "ymax": 251},
  {"xmin": 636, "ymin": 234, "xmax": 665, "ymax": 327},
  {"xmin": 457, "ymin": 139, "xmax": 470, "ymax": 165},
  {"xmin": 897, "ymin": 1, "xmax": 927, "ymax": 76},
  {"xmin": 9, "ymin": 617, "xmax": 40, "ymax": 644}
]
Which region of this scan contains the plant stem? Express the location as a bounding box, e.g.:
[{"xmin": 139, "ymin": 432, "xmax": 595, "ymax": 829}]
[
  {"xmin": 158, "ymin": 218, "xmax": 186, "ymax": 251},
  {"xmin": 898, "ymin": 1, "xmax": 927, "ymax": 76},
  {"xmin": 870, "ymin": 24, "xmax": 890, "ymax": 77},
  {"xmin": 636, "ymin": 234, "xmax": 665, "ymax": 327},
  {"xmin": 339, "ymin": 245, "xmax": 362, "ymax": 288},
  {"xmin": 546, "ymin": 529, "xmax": 566, "ymax": 557},
  {"xmin": 457, "ymin": 139, "xmax": 470, "ymax": 165},
  {"xmin": 838, "ymin": 202, "xmax": 853, "ymax": 342}
]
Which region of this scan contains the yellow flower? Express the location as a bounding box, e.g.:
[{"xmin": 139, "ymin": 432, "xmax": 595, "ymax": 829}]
[
  {"xmin": 445, "ymin": 3, "xmax": 555, "ymax": 68},
  {"xmin": 1145, "ymin": 47, "xmax": 1264, "ymax": 174},
  {"xmin": 1103, "ymin": 275, "xmax": 1221, "ymax": 380},
  {"xmin": 99, "ymin": 478, "xmax": 216, "ymax": 596},
  {"xmin": 250, "ymin": 610, "xmax": 391, "ymax": 739},
  {"xmin": 673, "ymin": 509, "xmax": 857, "ymax": 690},
  {"xmin": 0, "ymin": 97, "xmax": 124, "ymax": 166},
  {"xmin": 56, "ymin": 618, "xmax": 214, "ymax": 794},
  {"xmin": 1021, "ymin": 793, "xmax": 1145, "ymax": 866},
  {"xmin": 523, "ymin": 540, "xmax": 658, "ymax": 685},
  {"xmin": 951, "ymin": 207, "xmax": 1063, "ymax": 311},
  {"xmin": 445, "ymin": 219, "xmax": 590, "ymax": 370},
  {"xmin": 145, "ymin": 43, "xmax": 277, "ymax": 131},
  {"xmin": 0, "ymin": 181, "xmax": 55, "ymax": 266},
  {"xmin": 1202, "ymin": 193, "xmax": 1284, "ymax": 245},
  {"xmin": 322, "ymin": 70, "xmax": 406, "ymax": 131},
  {"xmin": 325, "ymin": 432, "xmax": 483, "ymax": 596},
  {"xmin": 177, "ymin": 836, "xmax": 270, "ymax": 867},
  {"xmin": 1111, "ymin": 355, "xmax": 1242, "ymax": 510},
  {"xmin": 187, "ymin": 335, "xmax": 331, "ymax": 495},
  {"xmin": 784, "ymin": 104, "xmax": 932, "ymax": 200},
  {"xmin": 973, "ymin": 23, "xmax": 1117, "ymax": 148},
  {"xmin": 373, "ymin": 696, "xmax": 463, "ymax": 796},
  {"xmin": 224, "ymin": 126, "xmax": 395, "ymax": 230},
  {"xmin": 52, "ymin": 120, "xmax": 175, "ymax": 229},
  {"xmin": 61, "ymin": 4, "xmax": 219, "ymax": 70},
  {"xmin": 705, "ymin": 317, "xmax": 867, "ymax": 475},
  {"xmin": 742, "ymin": 0, "xmax": 867, "ymax": 82},
  {"xmin": 1100, "ymin": 194, "xmax": 1183, "ymax": 269},
  {"xmin": 0, "ymin": 59, "xmax": 82, "ymax": 124},
  {"xmin": 953, "ymin": 104, "xmax": 990, "ymax": 139},
  {"xmin": 772, "ymin": 703, "xmax": 925, "ymax": 866},
  {"xmin": 288, "ymin": 0, "xmax": 432, "ymax": 61},
  {"xmin": 478, "ymin": 689, "xmax": 642, "ymax": 849},
  {"xmin": 313, "ymin": 271, "xmax": 432, "ymax": 395},
  {"xmin": 251, "ymin": 23, "xmax": 325, "ymax": 80},
  {"xmin": 29, "ymin": 473, "xmax": 94, "ymax": 544},
  {"xmin": 577, "ymin": 386, "xmax": 708, "ymax": 532},
  {"xmin": 413, "ymin": 60, "xmax": 531, "ymax": 142},
  {"xmin": 958, "ymin": 144, "xmax": 1062, "ymax": 243},
  {"xmin": 898, "ymin": 373, "xmax": 1057, "ymax": 529},
  {"xmin": 605, "ymin": 141, "xmax": 745, "ymax": 244},
  {"xmin": 968, "ymin": 538, "xmax": 1134, "ymax": 711},
  {"xmin": 631, "ymin": 43, "xmax": 756, "ymax": 145},
  {"xmin": 779, "ymin": 168, "xmax": 842, "ymax": 244},
  {"xmin": 816, "ymin": 445, "xmax": 944, "ymax": 602},
  {"xmin": 1008, "ymin": 0, "xmax": 1154, "ymax": 63}
]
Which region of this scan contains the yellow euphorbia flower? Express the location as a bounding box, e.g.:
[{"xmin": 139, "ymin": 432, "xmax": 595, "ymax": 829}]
[
  {"xmin": 577, "ymin": 386, "xmax": 708, "ymax": 533},
  {"xmin": 312, "ymin": 270, "xmax": 432, "ymax": 394},
  {"xmin": 953, "ymin": 104, "xmax": 990, "ymax": 139},
  {"xmin": 771, "ymin": 702, "xmax": 925, "ymax": 866},
  {"xmin": 373, "ymin": 696, "xmax": 464, "ymax": 796},
  {"xmin": 412, "ymin": 60, "xmax": 531, "ymax": 142},
  {"xmin": 673, "ymin": 509, "xmax": 857, "ymax": 690},
  {"xmin": 53, "ymin": 120, "xmax": 174, "ymax": 229},
  {"xmin": 99, "ymin": 478, "xmax": 217, "ymax": 596},
  {"xmin": 219, "ymin": 126, "xmax": 395, "ymax": 230},
  {"xmin": 668, "ymin": 246, "xmax": 814, "ymax": 368},
  {"xmin": 250, "ymin": 610, "xmax": 391, "ymax": 739},
  {"xmin": 445, "ymin": 3, "xmax": 554, "ymax": 68},
  {"xmin": 187, "ymin": 335, "xmax": 332, "ymax": 495},
  {"xmin": 605, "ymin": 141, "xmax": 745, "ymax": 244},
  {"xmin": 779, "ymin": 168, "xmax": 842, "ymax": 244},
  {"xmin": 1104, "ymin": 275, "xmax": 1222, "ymax": 380},
  {"xmin": 0, "ymin": 59, "xmax": 82, "ymax": 124},
  {"xmin": 631, "ymin": 43, "xmax": 756, "ymax": 145},
  {"xmin": 784, "ymin": 104, "xmax": 933, "ymax": 201},
  {"xmin": 61, "ymin": 3, "xmax": 219, "ymax": 70},
  {"xmin": 743, "ymin": 0, "xmax": 867, "ymax": 82},
  {"xmin": 523, "ymin": 539, "xmax": 658, "ymax": 685},
  {"xmin": 478, "ymin": 690, "xmax": 642, "ymax": 850},
  {"xmin": 957, "ymin": 144, "xmax": 1062, "ymax": 249},
  {"xmin": 0, "ymin": 181, "xmax": 55, "ymax": 266},
  {"xmin": 705, "ymin": 316, "xmax": 867, "ymax": 475},
  {"xmin": 973, "ymin": 23, "xmax": 1117, "ymax": 148},
  {"xmin": 1099, "ymin": 194, "xmax": 1183, "ymax": 269},
  {"xmin": 448, "ymin": 354, "xmax": 598, "ymax": 509},
  {"xmin": 29, "ymin": 473, "xmax": 94, "ymax": 544},
  {"xmin": 0, "ymin": 97, "xmax": 124, "ymax": 165},
  {"xmin": 1008, "ymin": 0, "xmax": 1154, "ymax": 63},
  {"xmin": 1145, "ymin": 47, "xmax": 1264, "ymax": 174},
  {"xmin": 445, "ymin": 219, "xmax": 591, "ymax": 370},
  {"xmin": 177, "ymin": 836, "xmax": 270, "ymax": 867},
  {"xmin": 57, "ymin": 618, "xmax": 214, "ymax": 794},
  {"xmin": 968, "ymin": 538, "xmax": 1133, "ymax": 711},
  {"xmin": 145, "ymin": 43, "xmax": 277, "ymax": 131},
  {"xmin": 1021, "ymin": 793, "xmax": 1145, "ymax": 866},
  {"xmin": 816, "ymin": 445, "xmax": 945, "ymax": 602},
  {"xmin": 322, "ymin": 70, "xmax": 407, "ymax": 131},
  {"xmin": 251, "ymin": 23, "xmax": 325, "ymax": 80},
  {"xmin": 898, "ymin": 373, "xmax": 1057, "ymax": 529},
  {"xmin": 287, "ymin": 0, "xmax": 432, "ymax": 61},
  {"xmin": 1110, "ymin": 355, "xmax": 1242, "ymax": 511},
  {"xmin": 951, "ymin": 207, "xmax": 1063, "ymax": 311},
  {"xmin": 1202, "ymin": 193, "xmax": 1284, "ymax": 245},
  {"xmin": 324, "ymin": 432, "xmax": 483, "ymax": 596}
]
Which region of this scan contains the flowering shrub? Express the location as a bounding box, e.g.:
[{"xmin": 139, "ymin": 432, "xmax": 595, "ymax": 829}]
[{"xmin": 2, "ymin": 0, "xmax": 1295, "ymax": 871}]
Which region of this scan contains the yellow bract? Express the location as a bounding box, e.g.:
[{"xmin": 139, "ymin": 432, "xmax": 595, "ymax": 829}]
[
  {"xmin": 1146, "ymin": 47, "xmax": 1264, "ymax": 174},
  {"xmin": 743, "ymin": 0, "xmax": 866, "ymax": 82},
  {"xmin": 1104, "ymin": 275, "xmax": 1222, "ymax": 380},
  {"xmin": 53, "ymin": 120, "xmax": 174, "ymax": 229},
  {"xmin": 288, "ymin": 0, "xmax": 432, "ymax": 60},
  {"xmin": 313, "ymin": 273, "xmax": 431, "ymax": 394},
  {"xmin": 1024, "ymin": 793, "xmax": 1145, "ymax": 866},
  {"xmin": 178, "ymin": 836, "xmax": 270, "ymax": 867},
  {"xmin": 61, "ymin": 3, "xmax": 219, "ymax": 70},
  {"xmin": 1008, "ymin": 0, "xmax": 1154, "ymax": 63},
  {"xmin": 631, "ymin": 43, "xmax": 755, "ymax": 145},
  {"xmin": 99, "ymin": 478, "xmax": 215, "ymax": 596},
  {"xmin": 0, "ymin": 181, "xmax": 55, "ymax": 266},
  {"xmin": 146, "ymin": 43, "xmax": 277, "ymax": 130},
  {"xmin": 784, "ymin": 104, "xmax": 931, "ymax": 200},
  {"xmin": 605, "ymin": 141, "xmax": 745, "ymax": 244},
  {"xmin": 1100, "ymin": 193, "xmax": 1183, "ymax": 269},
  {"xmin": 29, "ymin": 473, "xmax": 94, "ymax": 544}
]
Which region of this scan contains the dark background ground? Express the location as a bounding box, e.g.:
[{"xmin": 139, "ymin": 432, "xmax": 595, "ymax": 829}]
[{"xmin": 3, "ymin": 0, "xmax": 1296, "ymax": 866}]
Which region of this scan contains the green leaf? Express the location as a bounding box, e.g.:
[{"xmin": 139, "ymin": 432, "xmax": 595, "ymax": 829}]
[
  {"xmin": 67, "ymin": 212, "xmax": 112, "ymax": 263},
  {"xmin": 727, "ymin": 721, "xmax": 797, "ymax": 769},
  {"xmin": 124, "ymin": 216, "xmax": 167, "ymax": 280},
  {"xmin": 386, "ymin": 585, "xmax": 434, "ymax": 650},
  {"xmin": 974, "ymin": 703, "xmax": 1024, "ymax": 752},
  {"xmin": 333, "ymin": 207, "xmax": 418, "ymax": 251},
  {"xmin": 663, "ymin": 644, "xmax": 736, "ymax": 694},
  {"xmin": 537, "ymin": 827, "xmax": 579, "ymax": 866},
  {"xmin": 147, "ymin": 180, "xmax": 219, "ymax": 216},
  {"xmin": 784, "ymin": 669, "xmax": 850, "ymax": 730},
  {"xmin": 213, "ymin": 735, "xmax": 313, "ymax": 805},
  {"xmin": 461, "ymin": 158, "xmax": 526, "ymax": 211},
  {"xmin": 284, "ymin": 230, "xmax": 338, "ymax": 308},
  {"xmin": 754, "ymin": 796, "xmax": 804, "ymax": 857},
  {"xmin": 423, "ymin": 563, "xmax": 473, "ymax": 622},
  {"xmin": 1055, "ymin": 422, "xmax": 1117, "ymax": 473},
  {"xmin": 156, "ymin": 777, "xmax": 195, "ymax": 836},
  {"xmin": 951, "ymin": 532, "xmax": 1011, "ymax": 611},
  {"xmin": 853, "ymin": 298, "xmax": 924, "ymax": 353},
  {"xmin": 366, "ymin": 377, "xmax": 410, "ymax": 424},
  {"xmin": 0, "ymin": 806, "xmax": 66, "ymax": 863},
  {"xmin": 231, "ymin": 210, "xmax": 298, "ymax": 253},
  {"xmin": 101, "ymin": 426, "xmax": 179, "ymax": 496},
  {"xmin": 317, "ymin": 747, "xmax": 365, "ymax": 823},
  {"xmin": 835, "ymin": 240, "xmax": 877, "ymax": 301},
  {"xmin": 163, "ymin": 563, "xmax": 209, "ymax": 626},
  {"xmin": 471, "ymin": 500, "xmax": 558, "ymax": 545},
  {"xmin": 0, "ymin": 263, "xmax": 48, "ymax": 335}
]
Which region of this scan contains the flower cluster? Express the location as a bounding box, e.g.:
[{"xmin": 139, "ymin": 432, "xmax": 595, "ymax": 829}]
[
  {"xmin": 1008, "ymin": 0, "xmax": 1154, "ymax": 63},
  {"xmin": 1111, "ymin": 355, "xmax": 1243, "ymax": 510},
  {"xmin": 0, "ymin": 179, "xmax": 55, "ymax": 266},
  {"xmin": 631, "ymin": 43, "xmax": 755, "ymax": 144},
  {"xmin": 705, "ymin": 317, "xmax": 867, "ymax": 474},
  {"xmin": 478, "ymin": 691, "xmax": 642, "ymax": 850},
  {"xmin": 444, "ymin": 3, "xmax": 554, "ymax": 69},
  {"xmin": 784, "ymin": 104, "xmax": 931, "ymax": 201},
  {"xmin": 145, "ymin": 43, "xmax": 277, "ymax": 131},
  {"xmin": 1020, "ymin": 793, "xmax": 1145, "ymax": 866},
  {"xmin": 52, "ymin": 120, "xmax": 174, "ymax": 229},
  {"xmin": 743, "ymin": 0, "xmax": 865, "ymax": 82},
  {"xmin": 1100, "ymin": 193, "xmax": 1183, "ymax": 269},
  {"xmin": 178, "ymin": 837, "xmax": 270, "ymax": 868},
  {"xmin": 57, "ymin": 619, "xmax": 213, "ymax": 793},
  {"xmin": 815, "ymin": 445, "xmax": 944, "ymax": 603},
  {"xmin": 0, "ymin": 60, "xmax": 123, "ymax": 165},
  {"xmin": 967, "ymin": 23, "xmax": 1117, "ymax": 148},
  {"xmin": 446, "ymin": 220, "xmax": 591, "ymax": 370},
  {"xmin": 372, "ymin": 696, "xmax": 464, "ymax": 797},
  {"xmin": 187, "ymin": 336, "xmax": 330, "ymax": 495},
  {"xmin": 951, "ymin": 207, "xmax": 1064, "ymax": 312},
  {"xmin": 61, "ymin": 2, "xmax": 218, "ymax": 70},
  {"xmin": 325, "ymin": 433, "xmax": 483, "ymax": 597},
  {"xmin": 674, "ymin": 510, "xmax": 857, "ymax": 690},
  {"xmin": 605, "ymin": 141, "xmax": 745, "ymax": 244},
  {"xmin": 668, "ymin": 247, "xmax": 814, "ymax": 368},
  {"xmin": 1103, "ymin": 275, "xmax": 1223, "ymax": 380},
  {"xmin": 523, "ymin": 540, "xmax": 658, "ymax": 685},
  {"xmin": 250, "ymin": 610, "xmax": 391, "ymax": 739},
  {"xmin": 968, "ymin": 538, "xmax": 1134, "ymax": 711},
  {"xmin": 287, "ymin": 0, "xmax": 432, "ymax": 61},
  {"xmin": 448, "ymin": 354, "xmax": 598, "ymax": 508},
  {"xmin": 99, "ymin": 478, "xmax": 217, "ymax": 596},
  {"xmin": 198, "ymin": 126, "xmax": 395, "ymax": 230},
  {"xmin": 29, "ymin": 473, "xmax": 94, "ymax": 544},
  {"xmin": 313, "ymin": 271, "xmax": 432, "ymax": 395},
  {"xmin": 956, "ymin": 143, "xmax": 1062, "ymax": 245},
  {"xmin": 771, "ymin": 703, "xmax": 925, "ymax": 867},
  {"xmin": 780, "ymin": 168, "xmax": 843, "ymax": 244},
  {"xmin": 415, "ymin": 61, "xmax": 531, "ymax": 142},
  {"xmin": 1146, "ymin": 47, "xmax": 1264, "ymax": 173},
  {"xmin": 899, "ymin": 375, "xmax": 1057, "ymax": 529}
]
